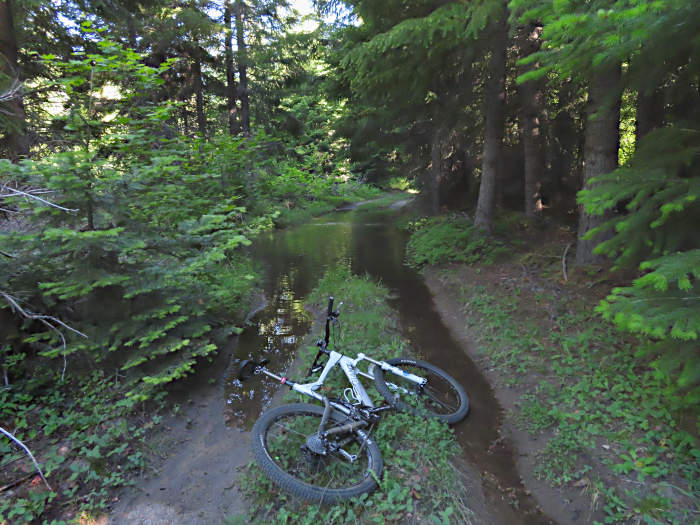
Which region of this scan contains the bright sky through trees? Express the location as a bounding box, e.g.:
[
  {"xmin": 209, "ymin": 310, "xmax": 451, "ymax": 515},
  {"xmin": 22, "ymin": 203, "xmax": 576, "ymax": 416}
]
[{"xmin": 291, "ymin": 0, "xmax": 320, "ymax": 31}]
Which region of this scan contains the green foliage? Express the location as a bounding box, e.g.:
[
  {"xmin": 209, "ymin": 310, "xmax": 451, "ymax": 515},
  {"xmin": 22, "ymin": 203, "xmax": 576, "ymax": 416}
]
[
  {"xmin": 578, "ymin": 122, "xmax": 700, "ymax": 399},
  {"xmin": 405, "ymin": 218, "xmax": 508, "ymax": 268},
  {"xmin": 239, "ymin": 269, "xmax": 474, "ymax": 524},
  {"xmin": 0, "ymin": 367, "xmax": 168, "ymax": 523},
  {"xmin": 385, "ymin": 177, "xmax": 414, "ymax": 191},
  {"xmin": 460, "ymin": 283, "xmax": 700, "ymax": 524},
  {"xmin": 0, "ymin": 37, "xmax": 263, "ymax": 394}
]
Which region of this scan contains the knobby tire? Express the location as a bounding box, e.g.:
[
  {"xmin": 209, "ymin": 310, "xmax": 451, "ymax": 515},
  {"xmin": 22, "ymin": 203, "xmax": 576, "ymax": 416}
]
[{"xmin": 251, "ymin": 403, "xmax": 383, "ymax": 503}]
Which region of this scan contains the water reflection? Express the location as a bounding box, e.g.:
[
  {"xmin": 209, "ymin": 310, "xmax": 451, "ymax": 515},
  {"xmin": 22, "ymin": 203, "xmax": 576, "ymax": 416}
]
[{"xmin": 222, "ymin": 212, "xmax": 370, "ymax": 428}]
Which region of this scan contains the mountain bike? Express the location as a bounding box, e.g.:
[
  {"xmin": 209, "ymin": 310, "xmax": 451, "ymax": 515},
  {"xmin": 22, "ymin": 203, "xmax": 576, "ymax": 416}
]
[{"xmin": 239, "ymin": 296, "xmax": 469, "ymax": 503}]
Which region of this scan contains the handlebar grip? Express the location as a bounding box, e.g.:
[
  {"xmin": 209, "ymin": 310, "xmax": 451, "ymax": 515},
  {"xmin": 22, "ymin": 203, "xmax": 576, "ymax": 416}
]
[{"xmin": 327, "ymin": 296, "xmax": 334, "ymax": 317}]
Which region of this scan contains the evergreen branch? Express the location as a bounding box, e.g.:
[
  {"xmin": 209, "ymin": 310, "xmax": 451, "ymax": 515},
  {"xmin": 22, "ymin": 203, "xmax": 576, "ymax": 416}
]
[
  {"xmin": 626, "ymin": 297, "xmax": 700, "ymax": 304},
  {"xmin": 0, "ymin": 426, "xmax": 53, "ymax": 492}
]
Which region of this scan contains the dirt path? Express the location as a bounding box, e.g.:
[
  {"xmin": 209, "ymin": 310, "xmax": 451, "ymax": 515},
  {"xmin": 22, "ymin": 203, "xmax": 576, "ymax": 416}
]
[{"xmin": 108, "ymin": 340, "xmax": 250, "ymax": 525}]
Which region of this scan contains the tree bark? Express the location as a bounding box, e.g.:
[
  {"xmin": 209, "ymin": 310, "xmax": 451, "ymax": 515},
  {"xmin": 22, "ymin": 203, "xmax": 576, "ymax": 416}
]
[
  {"xmin": 224, "ymin": 0, "xmax": 239, "ymax": 135},
  {"xmin": 520, "ymin": 23, "xmax": 545, "ymax": 217},
  {"xmin": 234, "ymin": 1, "xmax": 250, "ymax": 136},
  {"xmin": 182, "ymin": 106, "xmax": 190, "ymax": 136},
  {"xmin": 0, "ymin": 0, "xmax": 29, "ymax": 161},
  {"xmin": 428, "ymin": 131, "xmax": 442, "ymax": 215},
  {"xmin": 574, "ymin": 65, "xmax": 622, "ymax": 267},
  {"xmin": 635, "ymin": 88, "xmax": 664, "ymax": 143},
  {"xmin": 474, "ymin": 14, "xmax": 509, "ymax": 235},
  {"xmin": 193, "ymin": 52, "xmax": 206, "ymax": 137}
]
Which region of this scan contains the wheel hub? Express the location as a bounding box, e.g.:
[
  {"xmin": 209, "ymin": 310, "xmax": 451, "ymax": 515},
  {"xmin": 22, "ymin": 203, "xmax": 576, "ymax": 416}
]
[{"xmin": 305, "ymin": 434, "xmax": 327, "ymax": 455}]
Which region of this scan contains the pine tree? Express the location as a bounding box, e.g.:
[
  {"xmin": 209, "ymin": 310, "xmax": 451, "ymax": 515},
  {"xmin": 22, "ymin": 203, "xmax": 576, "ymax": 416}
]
[
  {"xmin": 0, "ymin": 37, "xmax": 261, "ymax": 395},
  {"xmin": 518, "ymin": 22, "xmax": 544, "ymax": 217},
  {"xmin": 474, "ymin": 10, "xmax": 509, "ymax": 233},
  {"xmin": 338, "ymin": 0, "xmax": 505, "ymax": 211},
  {"xmin": 566, "ymin": 0, "xmax": 700, "ymax": 397}
]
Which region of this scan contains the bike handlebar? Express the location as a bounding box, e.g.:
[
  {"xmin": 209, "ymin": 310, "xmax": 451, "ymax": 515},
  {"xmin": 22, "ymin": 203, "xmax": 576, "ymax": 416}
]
[{"xmin": 327, "ymin": 296, "xmax": 334, "ymax": 317}]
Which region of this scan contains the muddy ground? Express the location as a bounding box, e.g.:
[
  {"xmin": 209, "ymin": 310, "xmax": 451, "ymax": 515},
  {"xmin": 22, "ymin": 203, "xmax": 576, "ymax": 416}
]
[
  {"xmin": 104, "ymin": 201, "xmax": 589, "ymax": 525},
  {"xmin": 107, "ymin": 338, "xmax": 250, "ymax": 525}
]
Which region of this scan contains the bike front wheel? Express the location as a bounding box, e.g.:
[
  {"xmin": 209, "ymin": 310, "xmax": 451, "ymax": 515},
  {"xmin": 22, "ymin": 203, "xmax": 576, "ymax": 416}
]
[
  {"xmin": 251, "ymin": 403, "xmax": 383, "ymax": 503},
  {"xmin": 373, "ymin": 357, "xmax": 469, "ymax": 424}
]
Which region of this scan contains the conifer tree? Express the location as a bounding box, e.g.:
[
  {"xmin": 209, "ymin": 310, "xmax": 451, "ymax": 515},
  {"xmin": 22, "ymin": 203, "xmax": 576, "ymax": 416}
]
[
  {"xmin": 474, "ymin": 11, "xmax": 509, "ymax": 233},
  {"xmin": 224, "ymin": 0, "xmax": 240, "ymax": 135},
  {"xmin": 518, "ymin": 22, "xmax": 544, "ymax": 217},
  {"xmin": 547, "ymin": 0, "xmax": 700, "ymax": 396}
]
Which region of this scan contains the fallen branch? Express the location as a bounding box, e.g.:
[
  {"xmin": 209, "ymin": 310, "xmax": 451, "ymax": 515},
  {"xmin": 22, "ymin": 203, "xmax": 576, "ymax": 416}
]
[
  {"xmin": 0, "ymin": 79, "xmax": 23, "ymax": 104},
  {"xmin": 0, "ymin": 474, "xmax": 33, "ymax": 494},
  {"xmin": 562, "ymin": 243, "xmax": 572, "ymax": 282},
  {"xmin": 0, "ymin": 185, "xmax": 78, "ymax": 212},
  {"xmin": 0, "ymin": 427, "xmax": 52, "ymax": 492}
]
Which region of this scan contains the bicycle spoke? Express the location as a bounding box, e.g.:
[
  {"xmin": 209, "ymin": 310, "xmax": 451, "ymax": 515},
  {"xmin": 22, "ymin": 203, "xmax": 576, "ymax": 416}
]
[
  {"xmin": 272, "ymin": 421, "xmax": 311, "ymax": 440},
  {"xmin": 389, "ymin": 365, "xmax": 461, "ymax": 416},
  {"xmin": 263, "ymin": 411, "xmax": 372, "ymax": 491},
  {"xmin": 423, "ymin": 385, "xmax": 458, "ymax": 411}
]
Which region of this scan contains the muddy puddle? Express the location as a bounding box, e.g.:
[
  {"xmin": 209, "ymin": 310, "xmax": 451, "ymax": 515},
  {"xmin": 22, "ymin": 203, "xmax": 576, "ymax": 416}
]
[{"xmin": 222, "ymin": 209, "xmax": 555, "ymax": 524}]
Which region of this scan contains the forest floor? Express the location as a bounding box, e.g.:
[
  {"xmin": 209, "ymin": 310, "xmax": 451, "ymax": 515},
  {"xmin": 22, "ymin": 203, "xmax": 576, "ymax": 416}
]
[
  {"xmin": 424, "ymin": 262, "xmax": 607, "ymax": 525},
  {"xmin": 105, "ymin": 336, "xmax": 251, "ymax": 525},
  {"xmin": 416, "ymin": 216, "xmax": 700, "ymax": 525}
]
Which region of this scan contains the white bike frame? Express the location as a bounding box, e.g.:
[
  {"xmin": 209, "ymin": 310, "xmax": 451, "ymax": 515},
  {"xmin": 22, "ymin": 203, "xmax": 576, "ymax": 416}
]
[{"xmin": 262, "ymin": 351, "xmax": 427, "ymax": 417}]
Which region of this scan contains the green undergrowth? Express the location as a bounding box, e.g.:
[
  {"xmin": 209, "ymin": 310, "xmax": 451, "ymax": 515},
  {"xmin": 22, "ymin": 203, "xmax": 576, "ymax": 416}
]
[
  {"xmin": 404, "ymin": 217, "xmax": 508, "ymax": 269},
  {"xmin": 353, "ymin": 192, "xmax": 412, "ymax": 212},
  {"xmin": 233, "ymin": 267, "xmax": 474, "ymax": 525},
  {"xmin": 459, "ymin": 283, "xmax": 700, "ymax": 525},
  {"xmin": 0, "ymin": 367, "xmax": 168, "ymax": 524},
  {"xmin": 254, "ymin": 162, "xmax": 382, "ymax": 229}
]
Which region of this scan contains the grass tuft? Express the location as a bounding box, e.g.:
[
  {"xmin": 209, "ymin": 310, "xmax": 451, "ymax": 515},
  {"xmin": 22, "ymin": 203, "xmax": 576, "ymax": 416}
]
[{"xmin": 405, "ymin": 218, "xmax": 508, "ymax": 269}]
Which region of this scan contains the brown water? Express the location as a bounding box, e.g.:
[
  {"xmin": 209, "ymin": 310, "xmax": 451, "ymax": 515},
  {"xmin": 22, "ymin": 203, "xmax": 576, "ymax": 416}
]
[{"xmin": 223, "ymin": 209, "xmax": 555, "ymax": 524}]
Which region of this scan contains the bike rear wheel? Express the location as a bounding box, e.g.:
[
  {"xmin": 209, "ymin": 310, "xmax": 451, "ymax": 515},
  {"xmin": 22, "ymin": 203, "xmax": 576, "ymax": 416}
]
[
  {"xmin": 373, "ymin": 357, "xmax": 469, "ymax": 424},
  {"xmin": 251, "ymin": 403, "xmax": 383, "ymax": 503}
]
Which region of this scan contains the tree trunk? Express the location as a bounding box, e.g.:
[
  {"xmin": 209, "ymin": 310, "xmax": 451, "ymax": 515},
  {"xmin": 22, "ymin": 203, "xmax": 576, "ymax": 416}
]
[
  {"xmin": 428, "ymin": 132, "xmax": 442, "ymax": 215},
  {"xmin": 520, "ymin": 23, "xmax": 545, "ymax": 217},
  {"xmin": 193, "ymin": 53, "xmax": 206, "ymax": 137},
  {"xmin": 224, "ymin": 0, "xmax": 239, "ymax": 135},
  {"xmin": 574, "ymin": 65, "xmax": 622, "ymax": 267},
  {"xmin": 234, "ymin": 1, "xmax": 250, "ymax": 136},
  {"xmin": 635, "ymin": 88, "xmax": 664, "ymax": 143},
  {"xmin": 182, "ymin": 106, "xmax": 190, "ymax": 136},
  {"xmin": 474, "ymin": 14, "xmax": 509, "ymax": 235},
  {"xmin": 0, "ymin": 0, "xmax": 29, "ymax": 161}
]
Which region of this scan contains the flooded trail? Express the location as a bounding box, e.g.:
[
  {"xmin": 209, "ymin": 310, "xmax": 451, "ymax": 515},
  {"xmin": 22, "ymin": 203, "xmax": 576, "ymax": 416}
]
[{"xmin": 223, "ymin": 209, "xmax": 555, "ymax": 525}]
